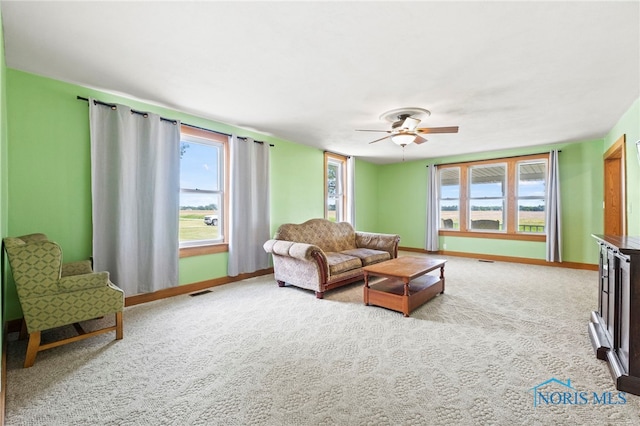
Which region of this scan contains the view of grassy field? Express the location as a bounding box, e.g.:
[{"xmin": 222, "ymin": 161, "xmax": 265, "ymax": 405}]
[
  {"xmin": 180, "ymin": 208, "xmax": 544, "ymax": 240},
  {"xmin": 179, "ymin": 210, "xmax": 219, "ymax": 241},
  {"xmin": 440, "ymin": 210, "xmax": 545, "ymax": 232}
]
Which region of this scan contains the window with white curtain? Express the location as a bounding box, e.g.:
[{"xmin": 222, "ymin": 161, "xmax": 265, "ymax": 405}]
[{"xmin": 179, "ymin": 125, "xmax": 228, "ymax": 249}]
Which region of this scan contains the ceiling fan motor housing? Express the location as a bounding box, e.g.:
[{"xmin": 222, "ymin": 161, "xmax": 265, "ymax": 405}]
[{"xmin": 391, "ymin": 114, "xmax": 413, "ymax": 129}]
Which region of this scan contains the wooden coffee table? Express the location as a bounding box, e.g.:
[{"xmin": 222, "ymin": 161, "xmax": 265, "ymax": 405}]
[{"xmin": 363, "ymin": 256, "xmax": 446, "ymax": 317}]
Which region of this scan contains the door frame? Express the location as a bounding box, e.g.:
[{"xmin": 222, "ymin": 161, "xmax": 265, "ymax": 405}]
[{"xmin": 603, "ymin": 134, "xmax": 626, "ymax": 235}]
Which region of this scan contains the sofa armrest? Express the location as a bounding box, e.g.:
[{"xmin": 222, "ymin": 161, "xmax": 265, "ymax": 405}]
[
  {"xmin": 264, "ymin": 239, "xmax": 326, "ymax": 262},
  {"xmin": 58, "ymin": 271, "xmax": 111, "ymax": 293},
  {"xmin": 355, "ymin": 232, "xmax": 401, "ymax": 258}
]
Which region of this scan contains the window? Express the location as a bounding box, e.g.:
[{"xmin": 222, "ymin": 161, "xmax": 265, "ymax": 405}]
[
  {"xmin": 179, "ymin": 125, "xmax": 228, "ymax": 250},
  {"xmin": 517, "ymin": 160, "xmax": 547, "ymax": 233},
  {"xmin": 439, "ymin": 167, "xmax": 460, "ymax": 229},
  {"xmin": 469, "ymin": 164, "xmax": 506, "ymax": 231},
  {"xmin": 324, "ymin": 152, "xmax": 347, "ymax": 222},
  {"xmin": 437, "ymin": 154, "xmax": 548, "ymax": 240}
]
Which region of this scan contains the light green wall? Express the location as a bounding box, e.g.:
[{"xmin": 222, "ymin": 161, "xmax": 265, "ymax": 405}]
[
  {"xmin": 604, "ymin": 98, "xmax": 640, "ymax": 235},
  {"xmin": 354, "ymin": 159, "xmax": 379, "ymax": 231},
  {"xmin": 441, "ymin": 236, "xmax": 546, "ymax": 259},
  {"xmin": 0, "ymin": 4, "xmax": 7, "ymax": 381},
  {"xmin": 377, "ymin": 161, "xmax": 428, "ymax": 247},
  {"xmin": 179, "ymin": 252, "xmax": 229, "ymax": 285},
  {"xmin": 376, "ymin": 139, "xmax": 605, "ymax": 264},
  {"xmin": 269, "ymin": 139, "xmax": 324, "ymax": 236},
  {"xmin": 560, "ymin": 139, "xmax": 605, "ymax": 262},
  {"xmin": 0, "ymin": 7, "xmax": 6, "ymax": 239},
  {"xmin": 7, "ymin": 71, "xmax": 94, "ymax": 261},
  {"xmin": 4, "ymin": 69, "xmax": 329, "ymax": 320}
]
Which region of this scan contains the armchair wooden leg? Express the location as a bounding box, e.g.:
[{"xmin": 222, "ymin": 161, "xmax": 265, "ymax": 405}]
[
  {"xmin": 24, "ymin": 331, "xmax": 41, "ymax": 368},
  {"xmin": 115, "ymin": 311, "xmax": 123, "ymax": 340}
]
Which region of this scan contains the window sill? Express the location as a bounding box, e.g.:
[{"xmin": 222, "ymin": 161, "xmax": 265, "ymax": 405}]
[
  {"xmin": 439, "ymin": 230, "xmax": 546, "ymax": 242},
  {"xmin": 179, "ymin": 243, "xmax": 229, "ymax": 258}
]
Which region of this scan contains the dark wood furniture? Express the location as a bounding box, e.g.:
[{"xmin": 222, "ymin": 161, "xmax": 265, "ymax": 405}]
[
  {"xmin": 589, "ymin": 235, "xmax": 640, "ymax": 395},
  {"xmin": 363, "ymin": 256, "xmax": 446, "ymax": 317}
]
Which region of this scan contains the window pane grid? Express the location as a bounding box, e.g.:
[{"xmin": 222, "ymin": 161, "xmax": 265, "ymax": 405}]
[
  {"xmin": 179, "ymin": 135, "xmax": 225, "ymax": 246},
  {"xmin": 439, "ymin": 167, "xmax": 460, "ymax": 229},
  {"xmin": 325, "ymin": 154, "xmax": 348, "ymax": 222},
  {"xmin": 437, "ymin": 156, "xmax": 548, "ymax": 237},
  {"xmin": 517, "ymin": 160, "xmax": 546, "ymax": 234},
  {"xmin": 469, "ymin": 164, "xmax": 506, "ymax": 231}
]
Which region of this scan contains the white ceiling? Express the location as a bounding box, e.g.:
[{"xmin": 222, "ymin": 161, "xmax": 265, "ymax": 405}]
[{"xmin": 2, "ymin": 1, "xmax": 639, "ymax": 164}]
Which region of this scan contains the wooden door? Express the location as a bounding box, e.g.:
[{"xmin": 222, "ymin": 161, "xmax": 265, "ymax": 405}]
[{"xmin": 604, "ymin": 135, "xmax": 626, "ymax": 236}]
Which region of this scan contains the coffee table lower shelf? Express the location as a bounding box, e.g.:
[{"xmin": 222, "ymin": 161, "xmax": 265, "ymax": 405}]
[{"xmin": 364, "ymin": 274, "xmax": 443, "ymax": 317}]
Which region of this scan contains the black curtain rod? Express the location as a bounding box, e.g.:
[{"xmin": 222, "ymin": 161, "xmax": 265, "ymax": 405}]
[
  {"xmin": 425, "ymin": 150, "xmax": 560, "ymax": 167},
  {"xmin": 182, "ymin": 122, "xmax": 231, "ymax": 137},
  {"xmin": 77, "ymin": 96, "xmax": 179, "ymax": 125},
  {"xmin": 77, "ymin": 96, "xmax": 273, "ymax": 146}
]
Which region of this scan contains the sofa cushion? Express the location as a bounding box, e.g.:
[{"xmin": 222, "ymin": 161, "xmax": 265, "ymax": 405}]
[
  {"xmin": 274, "ymin": 219, "xmax": 356, "ymax": 253},
  {"xmin": 325, "ymin": 252, "xmax": 362, "ymax": 275},
  {"xmin": 341, "ymin": 248, "xmax": 390, "ymax": 266}
]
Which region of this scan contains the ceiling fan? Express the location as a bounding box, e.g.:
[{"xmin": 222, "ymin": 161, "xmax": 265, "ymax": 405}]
[{"xmin": 357, "ymin": 107, "xmax": 458, "ymax": 146}]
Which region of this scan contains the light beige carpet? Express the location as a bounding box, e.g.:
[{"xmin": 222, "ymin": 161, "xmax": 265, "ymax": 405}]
[{"xmin": 5, "ymin": 254, "xmax": 640, "ymax": 425}]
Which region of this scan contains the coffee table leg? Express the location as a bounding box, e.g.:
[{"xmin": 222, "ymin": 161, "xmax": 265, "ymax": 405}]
[
  {"xmin": 364, "ymin": 271, "xmax": 370, "ymax": 306},
  {"xmin": 440, "ymin": 264, "xmax": 446, "ymax": 294},
  {"xmin": 403, "ymin": 278, "xmax": 410, "ymax": 317}
]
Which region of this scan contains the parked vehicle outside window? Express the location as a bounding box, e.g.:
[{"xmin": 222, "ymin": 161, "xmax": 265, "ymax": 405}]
[{"xmin": 204, "ymin": 215, "xmax": 218, "ymax": 226}]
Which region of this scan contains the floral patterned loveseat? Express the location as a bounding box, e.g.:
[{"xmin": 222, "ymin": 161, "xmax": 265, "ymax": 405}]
[{"xmin": 263, "ymin": 218, "xmax": 400, "ymax": 298}]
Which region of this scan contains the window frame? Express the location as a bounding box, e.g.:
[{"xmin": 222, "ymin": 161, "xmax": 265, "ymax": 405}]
[
  {"xmin": 438, "ymin": 167, "xmax": 461, "ymax": 230},
  {"xmin": 437, "ymin": 153, "xmax": 548, "ymax": 242},
  {"xmin": 468, "ymin": 162, "xmax": 507, "ymax": 232},
  {"xmin": 516, "ymin": 159, "xmax": 548, "ymax": 234},
  {"xmin": 324, "ymin": 152, "xmax": 348, "ymax": 222},
  {"xmin": 179, "ymin": 125, "xmax": 230, "ymax": 257}
]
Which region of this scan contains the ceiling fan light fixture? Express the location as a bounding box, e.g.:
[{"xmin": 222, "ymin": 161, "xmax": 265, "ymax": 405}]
[{"xmin": 391, "ymin": 133, "xmax": 416, "ymax": 146}]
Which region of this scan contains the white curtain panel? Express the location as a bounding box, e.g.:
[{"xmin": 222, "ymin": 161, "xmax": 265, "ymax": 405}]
[
  {"xmin": 546, "ymin": 150, "xmax": 562, "ymax": 262},
  {"xmin": 228, "ymin": 136, "xmax": 271, "ymax": 276},
  {"xmin": 346, "ymin": 156, "xmax": 356, "ymax": 227},
  {"xmin": 89, "ymin": 99, "xmax": 180, "ymax": 295},
  {"xmin": 426, "ymin": 164, "xmax": 439, "ymax": 251}
]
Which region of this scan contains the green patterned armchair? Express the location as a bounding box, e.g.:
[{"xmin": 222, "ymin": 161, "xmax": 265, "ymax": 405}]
[{"xmin": 3, "ymin": 233, "xmax": 124, "ymax": 367}]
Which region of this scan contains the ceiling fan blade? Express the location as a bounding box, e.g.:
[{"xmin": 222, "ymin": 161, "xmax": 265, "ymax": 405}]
[
  {"xmin": 356, "ymin": 129, "xmax": 392, "ymax": 133},
  {"xmin": 413, "ymin": 135, "xmax": 428, "ymax": 145},
  {"xmin": 368, "ymin": 135, "xmax": 392, "ymax": 144},
  {"xmin": 415, "ymin": 126, "xmax": 459, "ymax": 134}
]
